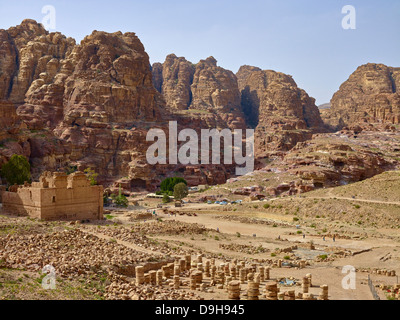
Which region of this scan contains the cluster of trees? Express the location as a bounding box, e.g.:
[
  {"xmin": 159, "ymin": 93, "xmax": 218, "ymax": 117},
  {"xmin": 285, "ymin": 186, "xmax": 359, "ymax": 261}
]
[
  {"xmin": 159, "ymin": 177, "xmax": 188, "ymax": 203},
  {"xmin": 0, "ymin": 155, "xmax": 31, "ymax": 186}
]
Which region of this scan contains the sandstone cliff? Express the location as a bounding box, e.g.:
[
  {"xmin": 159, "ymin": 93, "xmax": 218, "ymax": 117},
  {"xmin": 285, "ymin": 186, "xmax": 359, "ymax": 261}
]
[
  {"xmin": 153, "ymin": 55, "xmax": 245, "ymax": 130},
  {"xmin": 2, "ymin": 20, "xmax": 397, "ymax": 193},
  {"xmin": 0, "ymin": 20, "xmax": 241, "ymax": 190},
  {"xmin": 324, "ymin": 63, "xmax": 400, "ymax": 130},
  {"xmin": 236, "ymin": 65, "xmax": 325, "ymax": 157}
]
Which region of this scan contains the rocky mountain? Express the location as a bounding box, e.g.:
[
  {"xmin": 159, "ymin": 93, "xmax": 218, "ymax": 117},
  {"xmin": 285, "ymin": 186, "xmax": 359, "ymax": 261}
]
[
  {"xmin": 1, "ymin": 19, "xmax": 398, "ymax": 193},
  {"xmin": 152, "ymin": 54, "xmax": 245, "ymax": 130},
  {"xmin": 323, "ymin": 63, "xmax": 400, "ymax": 130},
  {"xmin": 236, "ymin": 65, "xmax": 325, "ymax": 157},
  {"xmin": 0, "ymin": 20, "xmax": 243, "ymax": 190},
  {"xmin": 152, "ymin": 54, "xmax": 195, "ymax": 111}
]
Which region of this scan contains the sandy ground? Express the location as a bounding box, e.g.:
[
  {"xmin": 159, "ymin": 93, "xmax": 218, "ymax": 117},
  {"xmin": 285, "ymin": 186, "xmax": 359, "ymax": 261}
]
[{"xmin": 140, "ymin": 201, "xmax": 400, "ymax": 300}]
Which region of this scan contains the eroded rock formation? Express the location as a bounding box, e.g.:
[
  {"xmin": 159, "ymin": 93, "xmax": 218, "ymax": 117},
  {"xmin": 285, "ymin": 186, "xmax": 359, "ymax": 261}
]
[
  {"xmin": 153, "ymin": 54, "xmax": 245, "ymax": 130},
  {"xmin": 324, "ymin": 63, "xmax": 400, "ymax": 130},
  {"xmin": 236, "ymin": 65, "xmax": 325, "ymax": 157},
  {"xmin": 1, "ymin": 19, "xmax": 397, "ymax": 192}
]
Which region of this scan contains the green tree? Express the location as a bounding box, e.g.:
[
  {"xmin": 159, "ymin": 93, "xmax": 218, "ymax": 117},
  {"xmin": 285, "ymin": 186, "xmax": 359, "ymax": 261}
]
[
  {"xmin": 0, "ymin": 154, "xmax": 31, "ymax": 186},
  {"xmin": 174, "ymin": 183, "xmax": 188, "ymax": 201},
  {"xmin": 160, "ymin": 177, "xmax": 187, "ymax": 193},
  {"xmin": 84, "ymin": 168, "xmax": 98, "ymax": 186}
]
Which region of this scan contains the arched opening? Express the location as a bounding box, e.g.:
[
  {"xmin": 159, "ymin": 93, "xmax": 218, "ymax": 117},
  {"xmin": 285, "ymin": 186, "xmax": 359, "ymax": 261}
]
[{"xmin": 131, "ymin": 179, "xmax": 146, "ymax": 190}]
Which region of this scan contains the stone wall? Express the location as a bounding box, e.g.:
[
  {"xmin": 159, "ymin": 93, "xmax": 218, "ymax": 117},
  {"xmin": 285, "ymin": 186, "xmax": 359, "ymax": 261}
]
[{"xmin": 1, "ymin": 171, "xmax": 103, "ymax": 221}]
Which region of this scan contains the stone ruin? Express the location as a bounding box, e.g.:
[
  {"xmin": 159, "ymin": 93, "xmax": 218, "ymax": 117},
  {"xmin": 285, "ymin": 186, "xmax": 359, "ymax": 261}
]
[{"xmin": 1, "ymin": 171, "xmax": 103, "ymax": 221}]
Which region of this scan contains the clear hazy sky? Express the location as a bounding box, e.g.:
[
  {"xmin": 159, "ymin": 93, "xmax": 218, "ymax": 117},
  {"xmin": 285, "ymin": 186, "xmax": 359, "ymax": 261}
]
[{"xmin": 1, "ymin": 0, "xmax": 399, "ymax": 105}]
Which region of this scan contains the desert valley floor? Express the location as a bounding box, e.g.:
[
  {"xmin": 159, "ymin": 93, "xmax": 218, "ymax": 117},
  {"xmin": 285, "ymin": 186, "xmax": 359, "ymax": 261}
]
[{"xmin": 1, "ymin": 171, "xmax": 399, "ymax": 301}]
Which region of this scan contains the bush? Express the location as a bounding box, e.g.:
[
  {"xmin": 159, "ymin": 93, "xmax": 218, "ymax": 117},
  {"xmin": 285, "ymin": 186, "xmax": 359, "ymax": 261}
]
[
  {"xmin": 174, "ymin": 183, "xmax": 188, "ymax": 201},
  {"xmin": 0, "ymin": 154, "xmax": 31, "ymax": 186},
  {"xmin": 263, "ymin": 203, "xmax": 271, "ymax": 209},
  {"xmin": 111, "ymin": 185, "xmax": 128, "ymax": 208},
  {"xmin": 84, "ymin": 168, "xmax": 98, "ymax": 186},
  {"xmin": 113, "ymin": 194, "xmax": 128, "ymax": 208},
  {"xmin": 162, "ymin": 194, "xmax": 171, "ymax": 203},
  {"xmin": 65, "ymin": 165, "xmax": 78, "ymax": 175}
]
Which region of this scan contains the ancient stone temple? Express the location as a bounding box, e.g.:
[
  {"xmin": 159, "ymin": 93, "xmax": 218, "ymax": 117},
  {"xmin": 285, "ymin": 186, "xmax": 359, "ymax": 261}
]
[{"xmin": 1, "ymin": 171, "xmax": 103, "ymax": 221}]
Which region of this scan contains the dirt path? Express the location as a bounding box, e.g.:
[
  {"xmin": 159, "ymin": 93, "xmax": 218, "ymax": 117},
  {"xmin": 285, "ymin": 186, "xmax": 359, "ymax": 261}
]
[
  {"xmin": 303, "ymin": 196, "xmax": 400, "ymax": 206},
  {"xmin": 80, "ymin": 228, "xmax": 164, "ymax": 257}
]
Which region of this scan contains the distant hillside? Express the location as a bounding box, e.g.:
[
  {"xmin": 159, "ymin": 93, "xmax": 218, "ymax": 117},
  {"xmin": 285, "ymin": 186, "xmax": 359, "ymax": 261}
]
[{"xmin": 306, "ymin": 171, "xmax": 400, "ymax": 203}]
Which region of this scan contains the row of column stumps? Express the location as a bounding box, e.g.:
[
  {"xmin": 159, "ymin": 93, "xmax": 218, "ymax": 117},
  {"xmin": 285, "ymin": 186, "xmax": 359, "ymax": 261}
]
[{"xmin": 134, "ymin": 256, "xmax": 328, "ymax": 300}]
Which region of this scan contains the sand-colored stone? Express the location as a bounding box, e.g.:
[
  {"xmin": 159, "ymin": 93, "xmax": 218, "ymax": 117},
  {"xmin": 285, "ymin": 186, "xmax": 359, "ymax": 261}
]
[{"xmin": 2, "ymin": 171, "xmax": 103, "ymax": 221}]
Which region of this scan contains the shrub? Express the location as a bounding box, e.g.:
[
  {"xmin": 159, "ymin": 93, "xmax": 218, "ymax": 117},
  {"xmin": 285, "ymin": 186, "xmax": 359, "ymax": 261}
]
[
  {"xmin": 111, "ymin": 185, "xmax": 128, "ymax": 208},
  {"xmin": 84, "ymin": 168, "xmax": 98, "ymax": 186},
  {"xmin": 284, "ymin": 256, "xmax": 291, "ymax": 260},
  {"xmin": 162, "ymin": 194, "xmax": 171, "ymax": 203},
  {"xmin": 0, "ymin": 154, "xmax": 31, "ymax": 186},
  {"xmin": 236, "ymin": 232, "xmax": 241, "ymax": 238},
  {"xmin": 65, "ymin": 165, "xmax": 78, "ymax": 175},
  {"xmin": 263, "ymin": 204, "xmax": 271, "ymax": 209},
  {"xmin": 293, "ymin": 217, "xmax": 299, "ymax": 222},
  {"xmin": 114, "ymin": 194, "xmax": 128, "ymax": 208}
]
